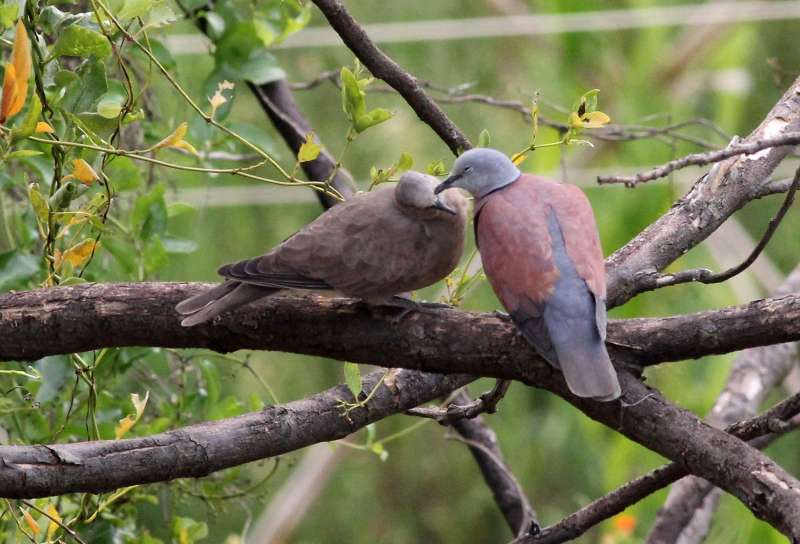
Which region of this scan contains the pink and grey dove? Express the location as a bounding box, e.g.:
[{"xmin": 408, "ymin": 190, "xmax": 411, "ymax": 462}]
[
  {"xmin": 435, "ymin": 148, "xmax": 621, "ymax": 401},
  {"xmin": 176, "ymin": 171, "xmax": 468, "ymax": 326}
]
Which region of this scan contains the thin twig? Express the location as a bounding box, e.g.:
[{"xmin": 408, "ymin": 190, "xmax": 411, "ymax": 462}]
[
  {"xmin": 20, "ymin": 500, "xmax": 87, "ymax": 544},
  {"xmin": 598, "ymin": 132, "xmax": 800, "ymax": 186},
  {"xmin": 310, "ymin": 0, "xmax": 472, "ymax": 154},
  {"xmin": 650, "ymin": 165, "xmax": 799, "ymax": 289},
  {"xmin": 407, "ymin": 379, "xmax": 511, "ymax": 422}
]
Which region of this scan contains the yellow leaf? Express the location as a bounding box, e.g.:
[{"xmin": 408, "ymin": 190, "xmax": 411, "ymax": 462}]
[
  {"xmin": 154, "ymin": 122, "xmax": 188, "ymax": 149},
  {"xmin": 171, "ymin": 139, "xmax": 199, "ymax": 156},
  {"xmin": 46, "ymin": 503, "xmax": 62, "ymax": 540},
  {"xmin": 54, "ymin": 248, "xmax": 63, "ymax": 270},
  {"xmin": 22, "ymin": 509, "xmax": 40, "ymax": 535},
  {"xmin": 71, "ymin": 159, "xmax": 99, "ymax": 185},
  {"xmin": 512, "ymin": 153, "xmax": 528, "ymax": 166},
  {"xmin": 35, "ymin": 121, "xmax": 54, "ymax": 133},
  {"xmin": 582, "ymin": 110, "xmax": 611, "ymax": 128},
  {"xmin": 62, "ymin": 239, "xmax": 98, "ymax": 268},
  {"xmin": 0, "ymin": 63, "xmax": 18, "ymax": 124},
  {"xmin": 568, "ymin": 111, "xmax": 583, "ymax": 129},
  {"xmin": 115, "ymin": 391, "xmax": 149, "ymax": 439},
  {"xmin": 114, "ymin": 415, "xmax": 135, "ymax": 440},
  {"xmin": 297, "ymin": 133, "xmax": 321, "ymax": 163},
  {"xmin": 179, "ymin": 526, "xmax": 189, "ymax": 544},
  {"xmin": 0, "ymin": 21, "xmax": 31, "ymax": 123}
]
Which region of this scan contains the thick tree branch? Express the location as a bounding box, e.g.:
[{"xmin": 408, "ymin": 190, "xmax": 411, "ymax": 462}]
[
  {"xmin": 647, "ymin": 266, "xmax": 800, "ymax": 544},
  {"xmin": 310, "ymin": 0, "xmax": 472, "ymax": 154},
  {"xmin": 646, "ymin": 165, "xmax": 798, "ymax": 290},
  {"xmin": 0, "ymin": 369, "xmax": 471, "ymax": 498},
  {"xmin": 606, "ymin": 75, "xmax": 800, "ymax": 306},
  {"xmin": 4, "ymin": 285, "xmax": 800, "ymax": 535},
  {"xmin": 1, "ymin": 283, "xmax": 798, "ymax": 368},
  {"xmin": 513, "ymin": 410, "xmax": 800, "ymax": 544}
]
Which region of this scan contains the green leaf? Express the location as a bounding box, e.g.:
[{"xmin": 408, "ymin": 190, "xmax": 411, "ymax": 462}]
[
  {"xmin": 60, "ymin": 58, "xmax": 108, "ymax": 114},
  {"xmin": 0, "ymin": 250, "xmax": 39, "ymax": 290},
  {"xmin": 143, "ymin": 235, "xmax": 168, "ymax": 273},
  {"xmin": 297, "ymin": 133, "xmax": 321, "ymax": 163},
  {"xmin": 106, "ymin": 156, "xmax": 142, "ymax": 191},
  {"xmin": 12, "ymin": 95, "xmax": 43, "ymax": 142},
  {"xmin": 343, "ymin": 362, "xmax": 362, "ymax": 398},
  {"xmin": 215, "ymin": 22, "xmax": 286, "ymax": 85},
  {"xmin": 166, "ymin": 202, "xmax": 196, "ymax": 218},
  {"xmin": 427, "ymin": 160, "xmax": 447, "ymax": 176},
  {"xmin": 7, "ymin": 150, "xmax": 43, "ymax": 159},
  {"xmin": 34, "ymin": 356, "xmax": 71, "ymax": 403},
  {"xmin": 397, "ymin": 152, "xmax": 413, "ymax": 172},
  {"xmin": 132, "ymin": 185, "xmax": 167, "ymax": 240},
  {"xmin": 172, "ymin": 517, "xmax": 208, "ymax": 543},
  {"xmin": 478, "ymin": 129, "xmax": 491, "ymax": 148},
  {"xmin": 203, "ymin": 11, "xmax": 226, "ymax": 39},
  {"xmin": 355, "ymin": 107, "xmax": 392, "ymax": 133},
  {"xmin": 162, "ymin": 238, "xmax": 198, "ymax": 254},
  {"xmin": 0, "ymin": 4, "xmax": 18, "ymax": 29},
  {"xmin": 28, "ymin": 183, "xmax": 49, "ymax": 235},
  {"xmin": 117, "ymin": 0, "xmax": 154, "ymax": 20},
  {"xmin": 52, "ymin": 25, "xmax": 112, "ymax": 59},
  {"xmin": 340, "ymin": 67, "xmax": 365, "ymax": 126}
]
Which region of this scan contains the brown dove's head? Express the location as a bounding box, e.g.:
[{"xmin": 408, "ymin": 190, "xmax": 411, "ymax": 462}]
[
  {"xmin": 434, "ymin": 147, "xmax": 520, "ymax": 198},
  {"xmin": 394, "ymin": 171, "xmax": 460, "ymax": 218}
]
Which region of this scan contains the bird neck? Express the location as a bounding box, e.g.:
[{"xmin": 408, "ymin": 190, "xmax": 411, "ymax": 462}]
[{"xmin": 476, "ymin": 171, "xmax": 520, "ymax": 199}]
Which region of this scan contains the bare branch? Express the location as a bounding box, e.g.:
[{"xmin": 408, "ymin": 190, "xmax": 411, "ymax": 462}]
[
  {"xmin": 647, "ymin": 266, "xmax": 800, "ymax": 543},
  {"xmin": 646, "ymin": 166, "xmax": 799, "ymax": 289},
  {"xmin": 606, "ymin": 74, "xmax": 800, "ymax": 307},
  {"xmin": 512, "ymin": 399, "xmax": 800, "ymax": 544},
  {"xmin": 3, "ymin": 283, "xmax": 799, "ymax": 368},
  {"xmin": 310, "ymin": 0, "xmax": 472, "ymax": 154},
  {"xmin": 0, "ymin": 369, "xmax": 472, "ymax": 498},
  {"xmin": 407, "ymin": 380, "xmax": 511, "ymax": 422},
  {"xmin": 447, "ymin": 391, "xmax": 537, "ymax": 537},
  {"xmin": 598, "ymin": 132, "xmax": 800, "ymax": 186}
]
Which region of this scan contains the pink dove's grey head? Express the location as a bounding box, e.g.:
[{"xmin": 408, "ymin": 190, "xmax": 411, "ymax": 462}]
[
  {"xmin": 434, "ymin": 147, "xmax": 520, "ymax": 198},
  {"xmin": 396, "ymin": 171, "xmax": 457, "ymax": 216}
]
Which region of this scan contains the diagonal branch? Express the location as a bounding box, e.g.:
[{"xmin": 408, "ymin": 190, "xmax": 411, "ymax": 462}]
[
  {"xmin": 4, "ymin": 285, "xmax": 800, "ymax": 535},
  {"xmin": 647, "ymin": 165, "xmax": 799, "ymax": 290},
  {"xmin": 647, "ymin": 265, "xmax": 800, "ymax": 544},
  {"xmin": 606, "ymin": 74, "xmax": 800, "ymax": 306},
  {"xmin": 512, "ymin": 408, "xmax": 800, "ymax": 544},
  {"xmin": 310, "ymin": 0, "xmax": 472, "ymax": 154},
  {"xmin": 0, "ymin": 369, "xmax": 471, "ymax": 498}
]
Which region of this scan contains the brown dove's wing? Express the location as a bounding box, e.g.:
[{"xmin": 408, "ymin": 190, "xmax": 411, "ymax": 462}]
[
  {"xmin": 219, "ymin": 187, "xmax": 420, "ymax": 298},
  {"xmin": 475, "ymin": 180, "xmax": 560, "ymax": 366}
]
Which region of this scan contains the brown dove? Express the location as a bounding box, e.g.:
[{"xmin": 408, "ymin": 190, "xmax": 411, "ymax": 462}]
[{"xmin": 176, "ymin": 171, "xmax": 468, "ymax": 326}]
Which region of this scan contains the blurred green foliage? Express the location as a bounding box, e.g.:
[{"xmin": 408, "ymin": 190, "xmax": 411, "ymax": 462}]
[{"xmin": 0, "ymin": 0, "xmax": 798, "ymax": 543}]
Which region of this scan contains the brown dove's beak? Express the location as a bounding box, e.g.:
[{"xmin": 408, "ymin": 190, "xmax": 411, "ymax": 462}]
[
  {"xmin": 432, "ymin": 195, "xmax": 456, "ymax": 215},
  {"xmin": 434, "ymin": 174, "xmax": 459, "ymax": 194}
]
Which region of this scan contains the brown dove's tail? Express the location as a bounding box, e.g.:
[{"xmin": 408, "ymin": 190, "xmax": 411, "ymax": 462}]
[{"xmin": 176, "ymin": 282, "xmax": 276, "ymax": 327}]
